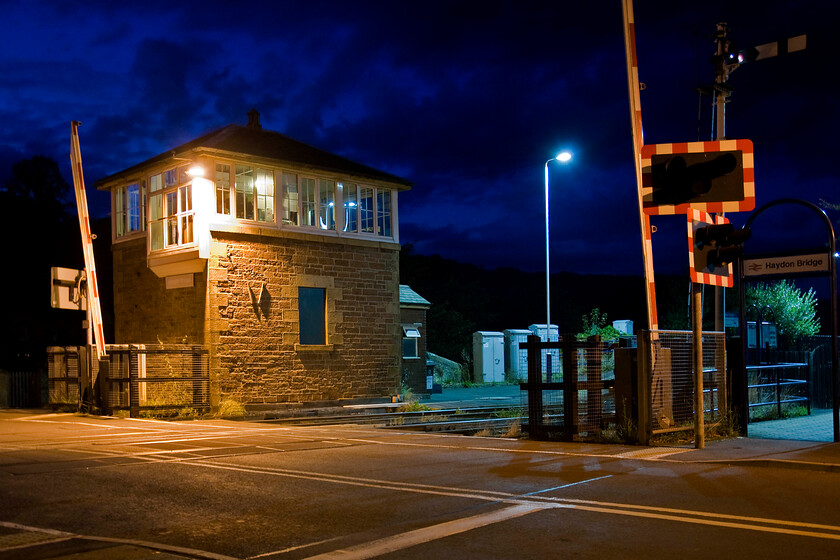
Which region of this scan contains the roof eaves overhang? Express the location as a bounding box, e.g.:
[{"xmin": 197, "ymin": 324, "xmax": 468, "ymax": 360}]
[{"xmin": 191, "ymin": 147, "xmax": 412, "ymax": 192}]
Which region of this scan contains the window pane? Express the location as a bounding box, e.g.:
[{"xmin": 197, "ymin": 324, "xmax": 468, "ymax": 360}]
[
  {"xmin": 149, "ymin": 193, "xmax": 163, "ymax": 220},
  {"xmin": 377, "ymin": 190, "xmax": 391, "ymax": 237},
  {"xmin": 343, "ymin": 183, "xmax": 357, "ymax": 232},
  {"xmin": 235, "ymin": 165, "xmax": 254, "ymax": 220},
  {"xmin": 127, "ymin": 182, "xmax": 143, "ymax": 232},
  {"xmin": 256, "ymin": 168, "xmax": 274, "ymax": 222},
  {"xmin": 301, "ymin": 178, "xmax": 316, "ymax": 226},
  {"xmin": 216, "ymin": 164, "xmax": 230, "ymax": 214},
  {"xmin": 319, "ymin": 179, "xmax": 335, "ymax": 230},
  {"xmin": 181, "ymin": 214, "xmax": 193, "ymax": 244},
  {"xmin": 299, "ymin": 287, "xmax": 326, "ymax": 345},
  {"xmin": 115, "ymin": 187, "xmax": 126, "ymax": 237},
  {"xmin": 359, "ymin": 187, "xmax": 374, "ymax": 233},
  {"xmin": 402, "ymin": 337, "xmax": 419, "ymax": 359},
  {"xmin": 166, "ymin": 216, "xmax": 178, "ymax": 246},
  {"xmin": 151, "ymin": 221, "xmax": 163, "ymax": 251},
  {"xmin": 165, "ymin": 191, "xmax": 178, "ymax": 217},
  {"xmin": 149, "ymin": 193, "xmax": 163, "ymax": 250},
  {"xmin": 164, "ymin": 168, "xmax": 178, "ymax": 188},
  {"xmin": 282, "ymin": 172, "xmax": 298, "ymax": 225},
  {"xmin": 150, "ymin": 173, "xmax": 162, "ymax": 193},
  {"xmin": 165, "ymin": 191, "xmax": 178, "ymax": 246},
  {"xmin": 180, "ymin": 185, "xmax": 192, "ymax": 213}
]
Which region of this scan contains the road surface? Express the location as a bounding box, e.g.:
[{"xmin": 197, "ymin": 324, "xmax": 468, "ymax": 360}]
[{"xmin": 1, "ymin": 410, "xmax": 839, "ymax": 559}]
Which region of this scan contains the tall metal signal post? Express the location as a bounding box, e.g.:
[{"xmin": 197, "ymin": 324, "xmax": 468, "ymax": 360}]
[{"xmin": 706, "ymin": 23, "xmax": 807, "ymax": 330}]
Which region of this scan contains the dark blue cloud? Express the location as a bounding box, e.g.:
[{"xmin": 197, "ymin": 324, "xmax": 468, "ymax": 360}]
[{"xmin": 1, "ymin": 0, "xmax": 837, "ymax": 279}]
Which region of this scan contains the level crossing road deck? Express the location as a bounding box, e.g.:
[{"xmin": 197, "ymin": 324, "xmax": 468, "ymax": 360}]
[{"xmin": 2, "ymin": 410, "xmax": 840, "ymax": 559}]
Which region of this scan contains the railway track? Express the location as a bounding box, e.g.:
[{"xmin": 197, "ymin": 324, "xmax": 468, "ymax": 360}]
[{"xmin": 258, "ymin": 406, "xmax": 525, "ymax": 436}]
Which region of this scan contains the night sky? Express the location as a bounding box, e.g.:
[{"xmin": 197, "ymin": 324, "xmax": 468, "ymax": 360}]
[{"xmin": 2, "ymin": 0, "xmax": 837, "ymax": 277}]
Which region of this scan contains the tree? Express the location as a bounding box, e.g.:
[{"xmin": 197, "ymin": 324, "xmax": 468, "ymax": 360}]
[
  {"xmin": 0, "ymin": 156, "xmax": 84, "ymax": 369},
  {"xmin": 577, "ymin": 308, "xmax": 621, "ymax": 340},
  {"xmin": 426, "ymin": 301, "xmax": 475, "ymax": 364},
  {"xmin": 745, "ymin": 280, "xmax": 819, "ymax": 347},
  {"xmin": 1, "ymin": 155, "xmax": 74, "ymax": 222}
]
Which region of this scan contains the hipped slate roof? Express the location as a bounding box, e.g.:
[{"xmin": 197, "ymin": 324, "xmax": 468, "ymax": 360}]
[{"xmin": 96, "ymin": 116, "xmax": 411, "ymax": 189}]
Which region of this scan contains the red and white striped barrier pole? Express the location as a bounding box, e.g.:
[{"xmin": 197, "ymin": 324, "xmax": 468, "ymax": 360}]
[
  {"xmin": 622, "ymin": 0, "xmax": 658, "ymax": 331},
  {"xmin": 70, "ymin": 121, "xmax": 107, "ymax": 359}
]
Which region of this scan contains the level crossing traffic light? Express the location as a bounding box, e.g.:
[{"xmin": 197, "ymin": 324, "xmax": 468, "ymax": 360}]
[
  {"xmin": 695, "ymin": 222, "xmax": 751, "ymax": 267},
  {"xmin": 688, "ymin": 209, "xmax": 751, "ymax": 287}
]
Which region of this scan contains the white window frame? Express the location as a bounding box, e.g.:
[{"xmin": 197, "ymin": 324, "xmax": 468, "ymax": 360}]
[
  {"xmin": 215, "ymin": 162, "xmax": 232, "ymax": 215},
  {"xmin": 234, "ymin": 164, "xmax": 276, "ymax": 223},
  {"xmin": 113, "ymin": 180, "xmax": 146, "ymax": 239},
  {"xmin": 339, "ymin": 183, "xmax": 393, "ymax": 238},
  {"xmin": 207, "ymin": 158, "xmax": 397, "ymax": 240},
  {"xmin": 148, "ymin": 165, "xmax": 195, "ymax": 251},
  {"xmin": 402, "ymin": 324, "xmax": 421, "ymax": 359}
]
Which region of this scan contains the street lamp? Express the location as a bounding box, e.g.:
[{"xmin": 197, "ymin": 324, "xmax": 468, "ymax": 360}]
[{"xmin": 544, "ymin": 151, "xmax": 572, "ymax": 339}]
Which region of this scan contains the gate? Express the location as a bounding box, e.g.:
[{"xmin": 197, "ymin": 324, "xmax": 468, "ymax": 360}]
[
  {"xmin": 519, "ymin": 334, "xmax": 616, "ymax": 440},
  {"xmin": 47, "ymin": 346, "xmax": 86, "ymax": 406},
  {"xmin": 47, "ymin": 345, "xmax": 210, "ymax": 417},
  {"xmin": 99, "ymin": 345, "xmax": 209, "ymax": 417},
  {"xmin": 639, "ymin": 330, "xmax": 727, "ymax": 439}
]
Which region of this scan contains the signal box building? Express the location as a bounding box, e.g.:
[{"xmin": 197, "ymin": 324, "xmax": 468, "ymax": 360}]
[{"xmin": 96, "ymin": 110, "xmax": 411, "ymax": 407}]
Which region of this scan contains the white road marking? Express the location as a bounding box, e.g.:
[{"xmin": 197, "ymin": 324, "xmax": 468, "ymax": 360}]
[
  {"xmin": 171, "ymin": 459, "xmax": 840, "ymax": 542},
  {"xmin": 246, "ymin": 536, "xmax": 346, "ymax": 559},
  {"xmin": 522, "ymin": 474, "xmax": 614, "ymax": 496},
  {"xmin": 10, "ymin": 413, "xmax": 78, "ymax": 421},
  {"xmin": 0, "ymin": 520, "xmax": 238, "ymax": 560},
  {"xmin": 0, "ymin": 537, "xmax": 73, "ymax": 553},
  {"xmin": 617, "ymin": 447, "xmax": 692, "ymax": 459},
  {"xmin": 302, "ymin": 504, "xmax": 544, "ymax": 560}
]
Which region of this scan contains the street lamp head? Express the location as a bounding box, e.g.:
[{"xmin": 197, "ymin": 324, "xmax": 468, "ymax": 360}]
[{"xmin": 555, "ymin": 151, "xmax": 572, "ymax": 163}]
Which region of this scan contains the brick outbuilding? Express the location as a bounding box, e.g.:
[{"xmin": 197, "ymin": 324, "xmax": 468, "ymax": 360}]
[{"xmin": 399, "ymin": 285, "xmax": 431, "ymax": 395}]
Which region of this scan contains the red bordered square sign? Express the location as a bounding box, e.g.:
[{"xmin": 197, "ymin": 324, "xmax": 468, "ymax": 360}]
[{"xmin": 642, "ymin": 139, "xmax": 754, "ymax": 216}]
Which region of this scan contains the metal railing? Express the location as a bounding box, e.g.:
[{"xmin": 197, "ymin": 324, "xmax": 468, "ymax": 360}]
[{"xmin": 747, "ymin": 362, "xmax": 809, "ymax": 419}]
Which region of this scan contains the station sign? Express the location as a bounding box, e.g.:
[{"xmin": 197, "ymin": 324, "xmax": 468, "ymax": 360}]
[{"xmin": 743, "ymin": 253, "xmax": 830, "ymax": 278}]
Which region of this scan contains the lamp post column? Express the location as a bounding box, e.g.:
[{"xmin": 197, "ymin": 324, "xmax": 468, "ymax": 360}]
[
  {"xmin": 544, "ymin": 152, "xmax": 571, "ymax": 342},
  {"xmin": 544, "ymin": 160, "xmax": 551, "ymax": 333}
]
